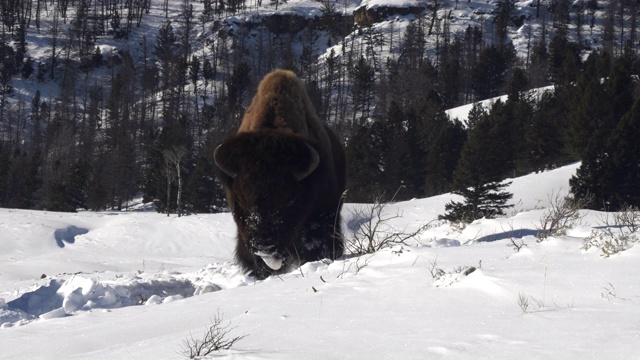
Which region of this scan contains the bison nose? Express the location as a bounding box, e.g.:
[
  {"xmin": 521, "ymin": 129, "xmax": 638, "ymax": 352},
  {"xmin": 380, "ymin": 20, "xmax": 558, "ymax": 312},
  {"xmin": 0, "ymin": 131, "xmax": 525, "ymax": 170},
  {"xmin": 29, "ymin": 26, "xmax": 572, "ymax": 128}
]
[{"xmin": 251, "ymin": 243, "xmax": 276, "ymax": 256}]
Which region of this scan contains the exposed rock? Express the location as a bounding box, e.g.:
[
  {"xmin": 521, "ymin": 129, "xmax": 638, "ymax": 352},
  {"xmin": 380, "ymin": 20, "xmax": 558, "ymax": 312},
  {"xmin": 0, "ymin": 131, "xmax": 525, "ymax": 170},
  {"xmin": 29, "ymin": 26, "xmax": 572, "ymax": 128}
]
[
  {"xmin": 262, "ymin": 13, "xmax": 310, "ymax": 34},
  {"xmin": 223, "ymin": 12, "xmax": 354, "ymax": 37},
  {"xmin": 354, "ymin": 5, "xmax": 426, "ymax": 27}
]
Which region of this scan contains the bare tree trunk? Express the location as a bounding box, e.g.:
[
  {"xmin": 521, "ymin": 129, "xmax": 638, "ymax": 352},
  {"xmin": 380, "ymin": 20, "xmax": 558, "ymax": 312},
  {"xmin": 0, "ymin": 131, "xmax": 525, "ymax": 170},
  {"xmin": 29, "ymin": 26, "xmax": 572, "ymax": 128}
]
[
  {"xmin": 620, "ymin": 1, "xmax": 625, "ymax": 54},
  {"xmin": 164, "ymin": 146, "xmax": 186, "ymax": 216},
  {"xmin": 631, "ymin": 2, "xmax": 638, "ymax": 50},
  {"xmin": 50, "ymin": 7, "xmax": 60, "ymax": 79},
  {"xmin": 164, "ymin": 155, "xmax": 173, "ymax": 216}
]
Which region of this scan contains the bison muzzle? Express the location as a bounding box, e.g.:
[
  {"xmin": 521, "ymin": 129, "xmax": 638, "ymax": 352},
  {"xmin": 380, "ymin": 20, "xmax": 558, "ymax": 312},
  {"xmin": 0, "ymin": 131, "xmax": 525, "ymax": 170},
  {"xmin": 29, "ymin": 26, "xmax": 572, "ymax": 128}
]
[{"xmin": 214, "ymin": 69, "xmax": 346, "ymax": 279}]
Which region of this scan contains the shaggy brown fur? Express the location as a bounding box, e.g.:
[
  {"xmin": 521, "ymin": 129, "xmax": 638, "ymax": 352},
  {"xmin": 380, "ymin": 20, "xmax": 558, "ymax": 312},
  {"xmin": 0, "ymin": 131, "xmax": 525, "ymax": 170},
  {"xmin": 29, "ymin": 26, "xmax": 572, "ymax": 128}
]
[{"xmin": 214, "ymin": 69, "xmax": 346, "ymax": 279}]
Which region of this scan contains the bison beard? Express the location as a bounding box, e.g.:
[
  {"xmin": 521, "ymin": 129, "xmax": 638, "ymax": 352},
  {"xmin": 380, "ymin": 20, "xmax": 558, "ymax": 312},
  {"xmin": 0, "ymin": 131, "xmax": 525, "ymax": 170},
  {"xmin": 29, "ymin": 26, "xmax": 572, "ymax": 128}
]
[{"xmin": 214, "ymin": 70, "xmax": 346, "ymax": 280}]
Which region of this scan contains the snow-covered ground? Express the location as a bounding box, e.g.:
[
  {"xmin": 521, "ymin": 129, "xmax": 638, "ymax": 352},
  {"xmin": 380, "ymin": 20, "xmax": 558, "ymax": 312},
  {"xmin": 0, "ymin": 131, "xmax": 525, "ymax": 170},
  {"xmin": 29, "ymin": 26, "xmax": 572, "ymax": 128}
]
[
  {"xmin": 2, "ymin": 162, "xmax": 639, "ymax": 359},
  {"xmin": 445, "ymin": 85, "xmax": 556, "ymax": 123}
]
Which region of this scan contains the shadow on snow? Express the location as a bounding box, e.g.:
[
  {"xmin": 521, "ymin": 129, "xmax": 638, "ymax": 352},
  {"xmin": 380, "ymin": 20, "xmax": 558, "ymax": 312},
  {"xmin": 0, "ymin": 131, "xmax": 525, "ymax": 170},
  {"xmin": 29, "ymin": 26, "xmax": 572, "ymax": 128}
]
[
  {"xmin": 54, "ymin": 226, "xmax": 89, "ymax": 248},
  {"xmin": 476, "ymin": 229, "xmax": 540, "ymax": 243}
]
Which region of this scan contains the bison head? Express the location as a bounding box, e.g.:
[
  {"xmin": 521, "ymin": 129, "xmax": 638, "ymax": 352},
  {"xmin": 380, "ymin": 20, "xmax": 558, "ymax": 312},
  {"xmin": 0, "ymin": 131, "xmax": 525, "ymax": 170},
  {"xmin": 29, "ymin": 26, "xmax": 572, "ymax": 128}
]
[{"xmin": 214, "ymin": 131, "xmax": 323, "ymax": 273}]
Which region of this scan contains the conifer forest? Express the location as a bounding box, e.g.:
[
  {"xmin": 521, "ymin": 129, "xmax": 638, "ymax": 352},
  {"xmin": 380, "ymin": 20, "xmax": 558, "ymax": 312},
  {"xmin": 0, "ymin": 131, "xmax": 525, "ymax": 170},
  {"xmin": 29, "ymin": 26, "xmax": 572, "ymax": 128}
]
[{"xmin": 0, "ymin": 0, "xmax": 638, "ymax": 217}]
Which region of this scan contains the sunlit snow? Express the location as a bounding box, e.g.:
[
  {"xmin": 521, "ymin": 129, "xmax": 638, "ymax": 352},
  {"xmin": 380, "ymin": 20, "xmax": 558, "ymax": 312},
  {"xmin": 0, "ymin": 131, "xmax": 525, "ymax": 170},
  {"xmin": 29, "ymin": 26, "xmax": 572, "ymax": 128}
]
[{"xmin": 2, "ymin": 163, "xmax": 639, "ymax": 359}]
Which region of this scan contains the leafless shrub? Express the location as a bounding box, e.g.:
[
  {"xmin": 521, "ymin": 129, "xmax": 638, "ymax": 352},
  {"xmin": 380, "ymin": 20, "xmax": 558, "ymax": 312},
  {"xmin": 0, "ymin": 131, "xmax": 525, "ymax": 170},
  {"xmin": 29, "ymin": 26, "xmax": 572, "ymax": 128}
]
[
  {"xmin": 347, "ymin": 189, "xmax": 433, "ymax": 256},
  {"xmin": 536, "ymin": 191, "xmax": 590, "ymax": 241},
  {"xmin": 517, "ymin": 292, "xmax": 530, "ymax": 314},
  {"xmin": 428, "ymin": 257, "xmax": 446, "ymax": 281},
  {"xmin": 179, "ymin": 311, "xmax": 247, "ymax": 359},
  {"xmin": 601, "ymin": 283, "xmax": 617, "ymax": 302},
  {"xmin": 509, "ymin": 238, "xmax": 528, "ymax": 252},
  {"xmin": 428, "ymin": 257, "xmax": 477, "ymax": 287},
  {"xmin": 517, "ymin": 292, "xmax": 544, "ymax": 314},
  {"xmin": 614, "ymin": 204, "xmax": 640, "ymax": 234},
  {"xmin": 582, "ymin": 204, "xmax": 640, "ymax": 257},
  {"xmin": 337, "ymin": 253, "xmax": 375, "ymax": 278},
  {"xmin": 503, "ymin": 222, "xmax": 527, "ymax": 252}
]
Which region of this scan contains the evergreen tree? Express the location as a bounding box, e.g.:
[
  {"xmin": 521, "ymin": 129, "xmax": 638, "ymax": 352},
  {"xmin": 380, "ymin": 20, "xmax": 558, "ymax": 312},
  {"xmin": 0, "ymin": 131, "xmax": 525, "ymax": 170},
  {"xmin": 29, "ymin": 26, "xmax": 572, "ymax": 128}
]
[
  {"xmin": 0, "ymin": 143, "xmax": 11, "ymax": 206},
  {"xmin": 601, "ymin": 99, "xmax": 640, "ymax": 209},
  {"xmin": 494, "ymin": 0, "xmax": 515, "ymax": 48},
  {"xmin": 154, "ymin": 21, "xmax": 179, "ymax": 90},
  {"xmin": 548, "ymin": 34, "xmax": 582, "ymax": 86},
  {"xmin": 423, "ymin": 117, "xmax": 467, "ymax": 196},
  {"xmin": 345, "ymin": 101, "xmax": 410, "ymax": 202},
  {"xmin": 566, "ymin": 73, "xmax": 613, "ymax": 159},
  {"xmin": 472, "ymin": 45, "xmax": 514, "ymax": 100},
  {"xmin": 529, "ymin": 38, "xmax": 549, "ymax": 87},
  {"xmin": 0, "ymin": 41, "xmax": 15, "ymax": 123},
  {"xmin": 226, "ymin": 61, "xmax": 251, "ymax": 124},
  {"xmin": 464, "ymin": 101, "xmax": 485, "ymax": 132},
  {"xmin": 416, "ymin": 91, "xmax": 449, "ymax": 196},
  {"xmin": 350, "ymin": 56, "xmax": 375, "ymax": 124},
  {"xmin": 85, "ymin": 158, "xmax": 109, "ymax": 211},
  {"xmin": 440, "ymin": 114, "xmax": 513, "ymax": 222},
  {"xmin": 571, "ymin": 99, "xmax": 640, "ymax": 210},
  {"xmin": 5, "ymin": 150, "xmax": 42, "ymax": 209},
  {"xmin": 606, "ymin": 52, "xmax": 636, "ymax": 124},
  {"xmin": 65, "ymin": 160, "xmax": 90, "ymax": 210},
  {"xmin": 402, "ymin": 108, "xmax": 427, "ymax": 197},
  {"xmin": 344, "ymin": 121, "xmax": 386, "ymax": 202},
  {"xmin": 481, "ymin": 99, "xmax": 524, "ymax": 178},
  {"xmin": 438, "ymin": 38, "xmax": 463, "ymax": 108},
  {"xmin": 380, "ymin": 101, "xmax": 411, "ymax": 200},
  {"xmin": 185, "ymin": 140, "xmax": 226, "ymax": 213},
  {"xmin": 523, "ymin": 91, "xmax": 569, "ymax": 172}
]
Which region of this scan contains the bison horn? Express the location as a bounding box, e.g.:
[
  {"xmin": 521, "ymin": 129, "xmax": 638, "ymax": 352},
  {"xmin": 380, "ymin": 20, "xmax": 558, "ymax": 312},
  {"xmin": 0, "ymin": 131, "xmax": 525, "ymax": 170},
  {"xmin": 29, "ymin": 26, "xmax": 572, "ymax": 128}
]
[
  {"xmin": 294, "ymin": 143, "xmax": 320, "ymax": 181},
  {"xmin": 213, "ymin": 144, "xmax": 237, "ymax": 178}
]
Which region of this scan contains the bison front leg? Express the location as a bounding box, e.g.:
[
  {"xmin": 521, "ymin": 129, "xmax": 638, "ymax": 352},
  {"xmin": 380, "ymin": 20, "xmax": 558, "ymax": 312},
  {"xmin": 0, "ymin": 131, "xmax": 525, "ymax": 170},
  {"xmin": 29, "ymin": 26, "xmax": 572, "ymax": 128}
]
[{"xmin": 297, "ymin": 211, "xmax": 344, "ymax": 263}]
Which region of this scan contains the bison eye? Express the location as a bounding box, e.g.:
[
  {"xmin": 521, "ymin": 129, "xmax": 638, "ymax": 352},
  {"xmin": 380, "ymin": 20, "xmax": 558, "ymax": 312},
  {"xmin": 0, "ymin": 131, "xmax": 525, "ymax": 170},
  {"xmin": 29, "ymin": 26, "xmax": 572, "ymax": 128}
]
[{"xmin": 281, "ymin": 186, "xmax": 304, "ymax": 210}]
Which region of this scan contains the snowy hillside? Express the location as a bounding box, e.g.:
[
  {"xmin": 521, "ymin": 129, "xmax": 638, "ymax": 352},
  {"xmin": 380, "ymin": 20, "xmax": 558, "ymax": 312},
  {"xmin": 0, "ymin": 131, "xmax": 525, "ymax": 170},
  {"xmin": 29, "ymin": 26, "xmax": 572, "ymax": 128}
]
[
  {"xmin": 10, "ymin": 0, "xmax": 613, "ymax": 107},
  {"xmin": 2, "ymin": 162, "xmax": 640, "ymax": 359}
]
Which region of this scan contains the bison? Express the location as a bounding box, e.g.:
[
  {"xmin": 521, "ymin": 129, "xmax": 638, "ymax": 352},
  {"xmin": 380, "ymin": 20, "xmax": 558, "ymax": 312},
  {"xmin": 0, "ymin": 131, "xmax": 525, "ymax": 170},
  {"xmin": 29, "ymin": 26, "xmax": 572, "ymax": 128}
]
[{"xmin": 213, "ymin": 69, "xmax": 346, "ymax": 279}]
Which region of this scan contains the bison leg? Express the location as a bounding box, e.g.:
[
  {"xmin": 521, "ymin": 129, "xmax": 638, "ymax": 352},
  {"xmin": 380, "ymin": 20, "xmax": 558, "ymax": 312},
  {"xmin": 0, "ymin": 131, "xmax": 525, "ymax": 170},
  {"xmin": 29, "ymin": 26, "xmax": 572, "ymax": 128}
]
[{"xmin": 296, "ymin": 211, "xmax": 344, "ymax": 262}]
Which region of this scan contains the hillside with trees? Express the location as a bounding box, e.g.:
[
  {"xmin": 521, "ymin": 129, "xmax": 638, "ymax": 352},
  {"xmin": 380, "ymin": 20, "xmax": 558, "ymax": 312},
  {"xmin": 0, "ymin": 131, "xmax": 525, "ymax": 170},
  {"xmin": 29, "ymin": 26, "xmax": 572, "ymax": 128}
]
[{"xmin": 0, "ymin": 0, "xmax": 638, "ymax": 216}]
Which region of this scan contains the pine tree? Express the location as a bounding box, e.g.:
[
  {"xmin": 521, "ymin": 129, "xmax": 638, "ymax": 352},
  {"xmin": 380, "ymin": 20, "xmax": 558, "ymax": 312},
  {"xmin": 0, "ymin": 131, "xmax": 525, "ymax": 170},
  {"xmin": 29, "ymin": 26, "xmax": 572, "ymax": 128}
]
[
  {"xmin": 154, "ymin": 21, "xmax": 179, "ymax": 90},
  {"xmin": 402, "ymin": 108, "xmax": 427, "ymax": 197},
  {"xmin": 344, "ymin": 121, "xmax": 385, "ymax": 202},
  {"xmin": 380, "ymin": 101, "xmax": 410, "ymax": 200},
  {"xmin": 0, "ymin": 143, "xmax": 11, "ymax": 206},
  {"xmin": 548, "ymin": 34, "xmax": 582, "ymax": 86},
  {"xmin": 601, "ymin": 99, "xmax": 640, "ymax": 208},
  {"xmin": 523, "ymin": 91, "xmax": 569, "ymax": 172},
  {"xmin": 424, "ymin": 117, "xmax": 466, "ymax": 196},
  {"xmin": 571, "ymin": 99, "xmax": 640, "ymax": 210},
  {"xmin": 185, "ymin": 140, "xmax": 226, "ymax": 213},
  {"xmin": 440, "ymin": 114, "xmax": 513, "ymax": 222},
  {"xmin": 464, "ymin": 101, "xmax": 485, "ymax": 132},
  {"xmin": 494, "ymin": 0, "xmax": 515, "ymax": 48},
  {"xmin": 350, "ymin": 56, "xmax": 375, "ymax": 124},
  {"xmin": 438, "ymin": 38, "xmax": 463, "ymax": 108},
  {"xmin": 472, "ymin": 45, "xmax": 513, "ymax": 100},
  {"xmin": 529, "ymin": 37, "xmax": 549, "ymax": 87},
  {"xmin": 566, "ymin": 74, "xmax": 612, "ymax": 160},
  {"xmin": 5, "ymin": 150, "xmax": 42, "ymax": 209},
  {"xmin": 344, "ymin": 101, "xmax": 411, "ymax": 202},
  {"xmin": 226, "ymin": 61, "xmax": 251, "ymax": 124}
]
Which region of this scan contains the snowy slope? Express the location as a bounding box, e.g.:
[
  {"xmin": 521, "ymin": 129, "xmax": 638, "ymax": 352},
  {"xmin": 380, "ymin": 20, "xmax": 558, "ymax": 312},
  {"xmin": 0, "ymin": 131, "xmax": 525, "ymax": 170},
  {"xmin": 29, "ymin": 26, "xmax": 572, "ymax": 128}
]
[
  {"xmin": 445, "ymin": 85, "xmax": 555, "ymax": 123},
  {"xmin": 2, "ymin": 162, "xmax": 640, "ymax": 359}
]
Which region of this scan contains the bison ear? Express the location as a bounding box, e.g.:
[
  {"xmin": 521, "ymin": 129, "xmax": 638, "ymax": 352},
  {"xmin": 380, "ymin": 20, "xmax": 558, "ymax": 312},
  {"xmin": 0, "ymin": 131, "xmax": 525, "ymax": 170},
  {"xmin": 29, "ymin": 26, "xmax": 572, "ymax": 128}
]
[
  {"xmin": 293, "ymin": 143, "xmax": 320, "ymax": 182},
  {"xmin": 213, "ymin": 143, "xmax": 238, "ymax": 179}
]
